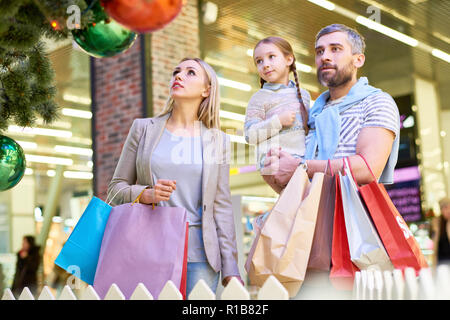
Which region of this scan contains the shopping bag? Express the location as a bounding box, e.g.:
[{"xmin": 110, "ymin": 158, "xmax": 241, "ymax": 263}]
[
  {"xmin": 55, "ymin": 196, "xmax": 113, "ymax": 285},
  {"xmin": 340, "ymin": 157, "xmax": 393, "ymax": 271},
  {"xmin": 308, "ymin": 160, "xmax": 336, "ymax": 271},
  {"xmin": 353, "ymin": 154, "xmax": 428, "ymax": 273},
  {"xmin": 93, "ymin": 192, "xmax": 189, "ymax": 300},
  {"xmin": 245, "ymin": 167, "xmax": 323, "ymax": 297},
  {"xmin": 330, "ymin": 174, "xmax": 359, "ymax": 290}
]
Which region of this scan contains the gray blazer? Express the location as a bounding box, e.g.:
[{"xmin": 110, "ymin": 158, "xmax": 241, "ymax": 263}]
[{"xmin": 107, "ymin": 113, "xmax": 240, "ymax": 280}]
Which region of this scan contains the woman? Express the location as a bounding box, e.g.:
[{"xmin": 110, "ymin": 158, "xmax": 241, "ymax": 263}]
[
  {"xmin": 11, "ymin": 235, "xmax": 40, "ymax": 297},
  {"xmin": 432, "ymin": 197, "xmax": 450, "ymax": 265},
  {"xmin": 107, "ymin": 57, "xmax": 243, "ymax": 297}
]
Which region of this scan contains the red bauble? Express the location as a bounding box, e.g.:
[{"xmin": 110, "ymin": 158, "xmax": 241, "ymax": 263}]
[{"xmin": 100, "ymin": 0, "xmax": 183, "ymax": 33}]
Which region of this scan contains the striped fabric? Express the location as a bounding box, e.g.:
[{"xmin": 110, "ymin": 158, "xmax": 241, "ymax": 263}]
[{"xmin": 305, "ymin": 91, "xmax": 400, "ymax": 159}]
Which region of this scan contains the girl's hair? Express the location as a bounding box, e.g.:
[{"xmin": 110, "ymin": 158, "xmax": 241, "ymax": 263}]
[
  {"xmin": 158, "ymin": 57, "xmax": 220, "ymax": 129},
  {"xmin": 253, "ymin": 37, "xmax": 309, "ymax": 134}
]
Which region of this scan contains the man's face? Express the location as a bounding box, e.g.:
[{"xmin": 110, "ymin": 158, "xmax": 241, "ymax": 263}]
[{"xmin": 315, "ymin": 31, "xmax": 363, "ymax": 88}]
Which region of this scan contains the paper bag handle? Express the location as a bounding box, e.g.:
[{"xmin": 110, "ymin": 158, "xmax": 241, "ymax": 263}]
[
  {"xmin": 132, "ymin": 187, "xmax": 155, "ymax": 210},
  {"xmin": 345, "ymin": 155, "xmax": 377, "ymax": 185}
]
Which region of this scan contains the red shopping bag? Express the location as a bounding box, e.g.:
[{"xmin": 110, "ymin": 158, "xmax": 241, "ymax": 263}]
[
  {"xmin": 353, "ymin": 155, "xmax": 428, "ymax": 273},
  {"xmin": 329, "ymin": 174, "xmax": 359, "ymax": 290},
  {"xmin": 180, "ymin": 222, "xmax": 189, "ymax": 300}
]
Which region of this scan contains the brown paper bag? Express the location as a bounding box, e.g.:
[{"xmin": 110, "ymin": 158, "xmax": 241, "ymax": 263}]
[
  {"xmin": 245, "ymin": 167, "xmax": 324, "ymax": 297},
  {"xmin": 307, "ymin": 171, "xmax": 336, "ymax": 271}
]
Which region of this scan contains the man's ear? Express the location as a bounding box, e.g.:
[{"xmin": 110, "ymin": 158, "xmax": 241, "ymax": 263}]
[
  {"xmin": 202, "ymin": 85, "xmax": 211, "ymax": 98},
  {"xmin": 354, "ymin": 53, "xmax": 365, "ymax": 68}
]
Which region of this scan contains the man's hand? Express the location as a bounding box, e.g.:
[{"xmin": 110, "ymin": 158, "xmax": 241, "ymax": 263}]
[{"xmin": 263, "ymin": 148, "xmax": 301, "ymax": 188}]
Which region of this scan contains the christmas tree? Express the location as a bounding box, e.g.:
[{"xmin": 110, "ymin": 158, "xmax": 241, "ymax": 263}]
[{"xmin": 0, "ymin": 0, "xmax": 97, "ymax": 132}]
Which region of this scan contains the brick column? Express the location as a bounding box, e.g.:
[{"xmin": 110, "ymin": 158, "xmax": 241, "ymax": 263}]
[{"xmin": 92, "ymin": 0, "xmax": 201, "ymax": 200}]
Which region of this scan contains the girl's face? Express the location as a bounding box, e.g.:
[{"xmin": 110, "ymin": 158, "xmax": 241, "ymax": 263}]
[
  {"xmin": 170, "ymin": 60, "xmax": 210, "ymax": 102},
  {"xmin": 254, "ymin": 42, "xmax": 294, "ymax": 85}
]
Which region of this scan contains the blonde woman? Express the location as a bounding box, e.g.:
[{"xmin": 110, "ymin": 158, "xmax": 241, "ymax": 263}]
[{"xmin": 107, "ymin": 58, "xmax": 243, "ymax": 296}]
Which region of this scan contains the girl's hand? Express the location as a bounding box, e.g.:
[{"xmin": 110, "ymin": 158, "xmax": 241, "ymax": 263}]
[
  {"xmin": 278, "ymin": 110, "xmax": 296, "ymax": 127},
  {"xmin": 141, "ymin": 179, "xmax": 176, "ymax": 203}
]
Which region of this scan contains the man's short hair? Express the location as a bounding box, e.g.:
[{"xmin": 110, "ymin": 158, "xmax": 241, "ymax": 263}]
[{"xmin": 315, "ymin": 24, "xmax": 366, "ymax": 54}]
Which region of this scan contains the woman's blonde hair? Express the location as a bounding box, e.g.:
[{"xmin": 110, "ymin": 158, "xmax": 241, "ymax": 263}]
[{"xmin": 157, "ymin": 57, "xmax": 220, "ymax": 129}]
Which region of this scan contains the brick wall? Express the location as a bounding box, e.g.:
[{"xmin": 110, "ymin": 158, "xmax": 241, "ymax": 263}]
[
  {"xmin": 92, "ymin": 0, "xmax": 201, "ymax": 199},
  {"xmin": 150, "ymin": 0, "xmax": 201, "ymax": 115}
]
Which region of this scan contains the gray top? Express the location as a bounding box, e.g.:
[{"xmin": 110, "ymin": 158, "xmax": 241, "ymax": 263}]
[{"xmin": 151, "ymin": 128, "xmax": 207, "ymax": 262}]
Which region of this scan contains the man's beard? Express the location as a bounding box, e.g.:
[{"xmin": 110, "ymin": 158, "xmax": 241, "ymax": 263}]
[{"xmin": 317, "ymin": 60, "xmax": 355, "ymax": 88}]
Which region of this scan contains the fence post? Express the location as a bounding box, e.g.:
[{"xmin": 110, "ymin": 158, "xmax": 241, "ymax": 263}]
[
  {"xmin": 80, "ymin": 285, "xmax": 101, "ymax": 300},
  {"xmin": 58, "ymin": 285, "xmax": 77, "ymax": 300},
  {"xmin": 257, "ymin": 276, "xmax": 289, "ymax": 300},
  {"xmin": 18, "ymin": 287, "xmax": 35, "ymax": 300},
  {"xmin": 418, "ymin": 268, "xmax": 435, "ymax": 299},
  {"xmin": 38, "ymin": 286, "xmax": 55, "ymax": 300},
  {"xmin": 373, "ymin": 270, "xmax": 383, "ymax": 300},
  {"xmin": 404, "ymin": 267, "xmax": 418, "ymax": 300},
  {"xmin": 392, "ymin": 269, "xmax": 404, "ymax": 300},
  {"xmin": 1, "ymin": 288, "xmax": 16, "ymax": 300},
  {"xmin": 382, "ymin": 271, "xmax": 393, "ymax": 300},
  {"xmin": 435, "ymin": 264, "xmax": 450, "ymax": 299},
  {"xmin": 130, "ymin": 283, "xmax": 154, "ymax": 300},
  {"xmin": 188, "ymin": 279, "xmax": 216, "ymax": 300},
  {"xmin": 221, "ymin": 277, "xmax": 250, "ymax": 300},
  {"xmin": 158, "ymin": 280, "xmax": 183, "ymax": 300},
  {"xmin": 104, "ymin": 284, "xmax": 126, "ymax": 300}
]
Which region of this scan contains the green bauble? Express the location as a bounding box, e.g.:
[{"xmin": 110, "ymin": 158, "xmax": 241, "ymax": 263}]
[
  {"xmin": 0, "ymin": 135, "xmax": 26, "ymax": 191},
  {"xmin": 71, "ymin": 1, "xmax": 137, "ymax": 58}
]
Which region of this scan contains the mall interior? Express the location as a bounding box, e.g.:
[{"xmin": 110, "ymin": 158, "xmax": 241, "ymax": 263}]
[{"xmin": 0, "ymin": 0, "xmax": 449, "ymax": 297}]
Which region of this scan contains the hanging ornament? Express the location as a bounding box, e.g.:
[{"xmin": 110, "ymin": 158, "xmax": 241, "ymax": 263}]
[
  {"xmin": 72, "ymin": 0, "xmax": 137, "ymax": 58},
  {"xmin": 100, "ymin": 0, "xmax": 183, "ymax": 33},
  {"xmin": 0, "ymin": 135, "xmax": 26, "ymax": 192}
]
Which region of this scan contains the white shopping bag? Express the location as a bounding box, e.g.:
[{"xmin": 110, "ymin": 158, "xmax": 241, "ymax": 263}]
[{"xmin": 339, "ymin": 157, "xmax": 393, "ymax": 271}]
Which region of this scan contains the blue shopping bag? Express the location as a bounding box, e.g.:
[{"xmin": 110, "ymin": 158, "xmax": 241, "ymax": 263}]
[{"xmin": 55, "ymin": 196, "xmax": 112, "ymax": 285}]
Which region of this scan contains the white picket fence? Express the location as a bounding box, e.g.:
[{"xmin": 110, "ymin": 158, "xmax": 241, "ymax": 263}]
[
  {"xmin": 353, "ymin": 264, "xmax": 450, "ymax": 300},
  {"xmin": 1, "ymin": 276, "xmax": 289, "ymax": 301},
  {"xmin": 2, "ymin": 265, "xmax": 450, "ymax": 300}
]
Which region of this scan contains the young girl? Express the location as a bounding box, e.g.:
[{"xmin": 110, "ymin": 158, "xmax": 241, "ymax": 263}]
[{"xmin": 244, "ymin": 37, "xmax": 311, "ymax": 193}]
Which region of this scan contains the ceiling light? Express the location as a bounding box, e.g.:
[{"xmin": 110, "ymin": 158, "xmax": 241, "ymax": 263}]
[
  {"xmin": 218, "ymin": 77, "xmax": 252, "ymax": 92},
  {"xmin": 295, "ymin": 62, "xmax": 313, "ymax": 73},
  {"xmin": 63, "ymin": 171, "xmax": 93, "ymax": 180},
  {"xmin": 220, "ymin": 110, "xmax": 245, "ymax": 122},
  {"xmin": 432, "ymin": 49, "xmax": 450, "ymax": 63},
  {"xmin": 8, "ymin": 125, "xmax": 72, "ymax": 138},
  {"xmin": 54, "ymin": 145, "xmax": 93, "ymax": 156},
  {"xmin": 63, "ymin": 93, "xmax": 91, "ymax": 105},
  {"xmin": 27, "ymin": 154, "xmax": 73, "ymax": 166},
  {"xmin": 356, "ymin": 16, "xmax": 418, "ymax": 47},
  {"xmin": 221, "ymin": 97, "xmax": 248, "ymax": 108},
  {"xmin": 25, "ymin": 168, "xmax": 34, "ymax": 175},
  {"xmin": 308, "ymin": 0, "xmax": 335, "ymax": 11},
  {"xmin": 16, "ymin": 141, "xmax": 38, "ymax": 149},
  {"xmin": 62, "ymin": 108, "xmax": 93, "ymax": 119}
]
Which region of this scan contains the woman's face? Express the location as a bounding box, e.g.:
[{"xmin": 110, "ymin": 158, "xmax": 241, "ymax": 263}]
[
  {"xmin": 442, "ymin": 204, "xmax": 450, "ymax": 220},
  {"xmin": 170, "ymin": 60, "xmax": 210, "ymax": 102},
  {"xmin": 22, "ymin": 238, "xmax": 30, "ymax": 251}
]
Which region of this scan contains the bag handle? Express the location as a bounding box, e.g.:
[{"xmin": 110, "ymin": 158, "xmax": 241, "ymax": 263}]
[
  {"xmin": 132, "ymin": 187, "xmax": 155, "ymax": 210},
  {"xmin": 325, "ymin": 159, "xmax": 334, "ymax": 175},
  {"xmin": 107, "ymin": 185, "xmax": 155, "ymax": 209},
  {"xmin": 345, "ymin": 155, "xmax": 377, "ymax": 186},
  {"xmin": 106, "ymin": 185, "xmax": 129, "ymax": 205}
]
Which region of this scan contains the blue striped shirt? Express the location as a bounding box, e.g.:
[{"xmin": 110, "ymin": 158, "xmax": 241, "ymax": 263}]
[{"xmin": 305, "ymin": 91, "xmax": 400, "ymax": 159}]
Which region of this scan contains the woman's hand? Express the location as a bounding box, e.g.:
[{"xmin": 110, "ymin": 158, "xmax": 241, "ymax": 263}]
[{"xmin": 140, "ymin": 179, "xmax": 176, "ymax": 203}]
